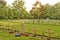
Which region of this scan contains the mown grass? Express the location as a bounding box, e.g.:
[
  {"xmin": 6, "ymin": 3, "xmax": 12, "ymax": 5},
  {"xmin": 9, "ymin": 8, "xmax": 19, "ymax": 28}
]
[
  {"xmin": 0, "ymin": 19, "xmax": 60, "ymax": 40},
  {"xmin": 0, "ymin": 30, "xmax": 41, "ymax": 40}
]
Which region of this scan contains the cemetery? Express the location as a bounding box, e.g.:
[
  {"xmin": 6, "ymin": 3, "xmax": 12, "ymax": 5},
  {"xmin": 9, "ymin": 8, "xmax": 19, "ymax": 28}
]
[
  {"xmin": 0, "ymin": 0, "xmax": 60, "ymax": 40},
  {"xmin": 0, "ymin": 20, "xmax": 60, "ymax": 40}
]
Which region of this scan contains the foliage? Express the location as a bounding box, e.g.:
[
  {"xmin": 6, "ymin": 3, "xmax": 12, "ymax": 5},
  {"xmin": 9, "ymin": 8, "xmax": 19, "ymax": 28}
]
[{"xmin": 0, "ymin": 0, "xmax": 60, "ymax": 19}]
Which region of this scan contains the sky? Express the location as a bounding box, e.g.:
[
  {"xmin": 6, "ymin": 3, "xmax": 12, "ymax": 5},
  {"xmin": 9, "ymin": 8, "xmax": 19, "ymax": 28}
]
[{"xmin": 5, "ymin": 0, "xmax": 60, "ymax": 11}]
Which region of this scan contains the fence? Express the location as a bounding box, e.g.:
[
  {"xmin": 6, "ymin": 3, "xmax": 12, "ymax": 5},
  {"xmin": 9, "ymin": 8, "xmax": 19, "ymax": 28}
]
[{"xmin": 0, "ymin": 22, "xmax": 60, "ymax": 40}]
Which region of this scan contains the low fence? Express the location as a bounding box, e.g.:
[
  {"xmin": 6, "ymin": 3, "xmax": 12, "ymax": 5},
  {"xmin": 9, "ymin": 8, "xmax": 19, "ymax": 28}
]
[
  {"xmin": 0, "ymin": 20, "xmax": 60, "ymax": 40},
  {"xmin": 0, "ymin": 27, "xmax": 60, "ymax": 40}
]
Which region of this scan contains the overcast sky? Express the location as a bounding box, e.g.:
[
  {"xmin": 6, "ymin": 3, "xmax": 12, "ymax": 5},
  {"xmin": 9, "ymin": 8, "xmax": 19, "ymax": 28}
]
[{"xmin": 5, "ymin": 0, "xmax": 60, "ymax": 11}]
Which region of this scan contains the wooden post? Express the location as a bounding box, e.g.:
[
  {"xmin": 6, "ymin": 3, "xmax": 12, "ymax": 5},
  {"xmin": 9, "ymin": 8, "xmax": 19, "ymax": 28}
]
[
  {"xmin": 32, "ymin": 26, "xmax": 38, "ymax": 37},
  {"xmin": 5, "ymin": 23, "xmax": 9, "ymax": 31},
  {"xmin": 12, "ymin": 24, "xmax": 16, "ymax": 32},
  {"xmin": 20, "ymin": 22, "xmax": 26, "ymax": 34},
  {"xmin": 1, "ymin": 23, "xmax": 4, "ymax": 31},
  {"xmin": 45, "ymin": 29, "xmax": 53, "ymax": 40},
  {"xmin": 2, "ymin": 23, "xmax": 5, "ymax": 31},
  {"xmin": 0, "ymin": 23, "xmax": 2, "ymax": 30},
  {"xmin": 41, "ymin": 31, "xmax": 45, "ymax": 40}
]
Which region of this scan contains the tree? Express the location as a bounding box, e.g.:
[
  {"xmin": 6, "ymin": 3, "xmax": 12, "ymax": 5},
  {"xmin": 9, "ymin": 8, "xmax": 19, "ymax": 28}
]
[
  {"xmin": 30, "ymin": 0, "xmax": 46, "ymax": 23},
  {"xmin": 44, "ymin": 4, "xmax": 51, "ymax": 19},
  {"xmin": 0, "ymin": 0, "xmax": 6, "ymax": 7},
  {"xmin": 0, "ymin": 0, "xmax": 7, "ymax": 19},
  {"xmin": 54, "ymin": 2, "xmax": 60, "ymax": 19},
  {"xmin": 12, "ymin": 0, "xmax": 28, "ymax": 19},
  {"xmin": 45, "ymin": 3, "xmax": 60, "ymax": 19}
]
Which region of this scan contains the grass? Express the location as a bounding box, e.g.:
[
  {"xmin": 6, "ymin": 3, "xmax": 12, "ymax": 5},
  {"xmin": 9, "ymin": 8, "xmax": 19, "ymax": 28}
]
[
  {"xmin": 0, "ymin": 30, "xmax": 41, "ymax": 40},
  {"xmin": 0, "ymin": 19, "xmax": 60, "ymax": 40}
]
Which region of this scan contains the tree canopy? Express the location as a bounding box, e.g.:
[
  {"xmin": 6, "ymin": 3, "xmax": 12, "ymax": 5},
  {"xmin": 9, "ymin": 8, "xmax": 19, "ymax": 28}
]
[{"xmin": 0, "ymin": 0, "xmax": 60, "ymax": 20}]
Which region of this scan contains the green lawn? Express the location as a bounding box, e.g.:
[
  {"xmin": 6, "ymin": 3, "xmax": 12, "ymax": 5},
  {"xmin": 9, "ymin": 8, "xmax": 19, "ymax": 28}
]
[{"xmin": 0, "ymin": 19, "xmax": 60, "ymax": 40}]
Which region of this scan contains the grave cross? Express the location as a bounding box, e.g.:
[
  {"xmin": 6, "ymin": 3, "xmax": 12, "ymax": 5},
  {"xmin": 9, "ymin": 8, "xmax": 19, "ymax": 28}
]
[
  {"xmin": 45, "ymin": 29, "xmax": 53, "ymax": 40},
  {"xmin": 32, "ymin": 26, "xmax": 38, "ymax": 37}
]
